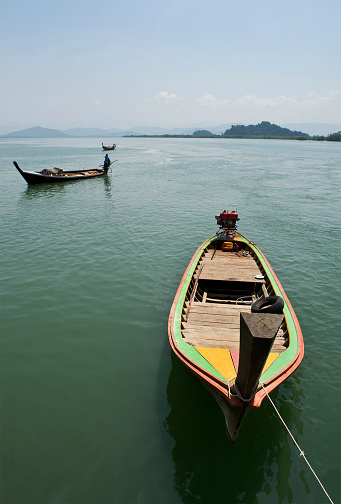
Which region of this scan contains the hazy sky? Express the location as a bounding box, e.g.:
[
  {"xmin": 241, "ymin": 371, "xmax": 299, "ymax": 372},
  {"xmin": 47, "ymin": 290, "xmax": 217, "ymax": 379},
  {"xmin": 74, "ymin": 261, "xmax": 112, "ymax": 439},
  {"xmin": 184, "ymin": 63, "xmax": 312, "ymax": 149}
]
[{"xmin": 1, "ymin": 0, "xmax": 340, "ymax": 130}]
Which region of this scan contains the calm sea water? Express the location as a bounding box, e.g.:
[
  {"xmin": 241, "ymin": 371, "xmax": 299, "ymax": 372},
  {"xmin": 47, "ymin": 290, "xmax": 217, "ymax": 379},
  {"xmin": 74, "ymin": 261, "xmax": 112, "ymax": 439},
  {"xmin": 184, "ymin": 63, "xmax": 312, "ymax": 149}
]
[{"xmin": 0, "ymin": 137, "xmax": 340, "ymax": 504}]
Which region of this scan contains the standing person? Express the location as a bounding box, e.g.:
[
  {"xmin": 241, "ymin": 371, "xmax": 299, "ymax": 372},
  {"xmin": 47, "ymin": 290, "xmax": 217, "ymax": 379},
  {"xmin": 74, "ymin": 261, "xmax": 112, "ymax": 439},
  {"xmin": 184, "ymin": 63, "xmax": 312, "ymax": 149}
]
[{"xmin": 103, "ymin": 154, "xmax": 111, "ymax": 172}]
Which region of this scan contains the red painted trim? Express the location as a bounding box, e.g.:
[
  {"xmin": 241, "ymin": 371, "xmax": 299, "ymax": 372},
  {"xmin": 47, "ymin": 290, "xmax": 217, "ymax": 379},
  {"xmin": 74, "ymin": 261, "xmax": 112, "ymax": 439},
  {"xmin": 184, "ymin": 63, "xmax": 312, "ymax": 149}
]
[{"xmin": 230, "ymin": 349, "xmax": 239, "ymax": 372}]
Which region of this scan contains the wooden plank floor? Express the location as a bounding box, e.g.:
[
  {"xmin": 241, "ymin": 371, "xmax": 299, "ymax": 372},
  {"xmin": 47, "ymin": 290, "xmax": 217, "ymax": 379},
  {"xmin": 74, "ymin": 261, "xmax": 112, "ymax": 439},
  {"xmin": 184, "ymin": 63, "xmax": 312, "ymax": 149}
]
[
  {"xmin": 200, "ymin": 250, "xmax": 265, "ymax": 283},
  {"xmin": 182, "ymin": 301, "xmax": 286, "ymax": 352}
]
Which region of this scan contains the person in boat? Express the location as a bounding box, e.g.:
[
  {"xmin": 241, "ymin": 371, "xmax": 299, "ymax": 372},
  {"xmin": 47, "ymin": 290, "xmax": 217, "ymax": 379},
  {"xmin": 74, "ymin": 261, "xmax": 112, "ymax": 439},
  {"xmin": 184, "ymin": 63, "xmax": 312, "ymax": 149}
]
[{"xmin": 103, "ymin": 154, "xmax": 111, "ymax": 172}]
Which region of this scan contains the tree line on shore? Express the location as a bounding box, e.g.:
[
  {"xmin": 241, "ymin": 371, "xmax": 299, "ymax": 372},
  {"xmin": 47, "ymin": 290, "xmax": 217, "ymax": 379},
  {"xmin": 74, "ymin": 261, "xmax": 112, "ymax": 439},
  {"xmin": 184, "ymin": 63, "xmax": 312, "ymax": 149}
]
[
  {"xmin": 308, "ymin": 132, "xmax": 341, "ymax": 142},
  {"xmin": 126, "ymin": 121, "xmax": 341, "ymax": 141}
]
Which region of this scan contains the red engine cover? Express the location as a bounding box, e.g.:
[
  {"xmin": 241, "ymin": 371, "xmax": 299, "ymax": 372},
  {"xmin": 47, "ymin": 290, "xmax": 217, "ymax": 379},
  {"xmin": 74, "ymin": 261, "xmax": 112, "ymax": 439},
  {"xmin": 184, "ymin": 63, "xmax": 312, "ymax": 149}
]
[{"xmin": 219, "ymin": 211, "xmax": 238, "ymax": 220}]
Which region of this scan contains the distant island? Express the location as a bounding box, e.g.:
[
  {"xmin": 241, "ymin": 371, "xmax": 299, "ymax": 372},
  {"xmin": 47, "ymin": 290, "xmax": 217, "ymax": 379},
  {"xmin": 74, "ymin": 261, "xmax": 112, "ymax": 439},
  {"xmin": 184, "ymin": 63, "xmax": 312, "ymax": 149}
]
[
  {"xmin": 1, "ymin": 121, "xmax": 340, "ymax": 141},
  {"xmin": 126, "ymin": 121, "xmax": 341, "ymax": 141},
  {"xmin": 1, "ymin": 126, "xmax": 70, "ymax": 138}
]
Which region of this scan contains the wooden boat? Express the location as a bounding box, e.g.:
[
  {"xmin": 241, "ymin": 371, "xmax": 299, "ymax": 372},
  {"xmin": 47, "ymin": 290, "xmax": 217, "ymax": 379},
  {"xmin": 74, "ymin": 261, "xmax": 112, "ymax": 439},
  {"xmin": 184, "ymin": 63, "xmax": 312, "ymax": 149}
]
[
  {"xmin": 13, "ymin": 161, "xmax": 109, "ymax": 185},
  {"xmin": 102, "ymin": 143, "xmax": 116, "ymax": 151},
  {"xmin": 168, "ymin": 210, "xmax": 304, "ymax": 442}
]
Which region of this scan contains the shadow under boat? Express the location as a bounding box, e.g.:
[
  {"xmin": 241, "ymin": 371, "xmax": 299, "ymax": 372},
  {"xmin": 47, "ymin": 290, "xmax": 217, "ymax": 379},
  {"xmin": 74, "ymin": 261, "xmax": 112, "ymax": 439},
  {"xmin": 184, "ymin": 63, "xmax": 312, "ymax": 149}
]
[{"xmin": 164, "ymin": 350, "xmax": 305, "ymax": 503}]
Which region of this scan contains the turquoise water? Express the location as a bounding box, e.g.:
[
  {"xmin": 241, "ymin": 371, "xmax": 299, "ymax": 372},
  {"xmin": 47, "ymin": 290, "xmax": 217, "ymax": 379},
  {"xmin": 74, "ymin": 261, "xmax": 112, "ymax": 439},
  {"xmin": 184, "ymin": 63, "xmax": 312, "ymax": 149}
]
[{"xmin": 1, "ymin": 137, "xmax": 340, "ymax": 504}]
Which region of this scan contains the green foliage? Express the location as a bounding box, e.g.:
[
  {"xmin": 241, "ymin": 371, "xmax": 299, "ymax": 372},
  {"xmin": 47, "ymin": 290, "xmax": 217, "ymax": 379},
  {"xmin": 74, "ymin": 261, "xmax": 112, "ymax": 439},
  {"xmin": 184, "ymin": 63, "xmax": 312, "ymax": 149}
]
[
  {"xmin": 125, "ymin": 124, "xmax": 341, "ymax": 142},
  {"xmin": 223, "ymin": 121, "xmax": 309, "ymax": 138},
  {"xmin": 311, "ymin": 131, "xmax": 341, "ymax": 142},
  {"xmin": 326, "ymin": 131, "xmax": 341, "ymax": 141},
  {"xmin": 193, "ymin": 130, "xmax": 214, "ymax": 136}
]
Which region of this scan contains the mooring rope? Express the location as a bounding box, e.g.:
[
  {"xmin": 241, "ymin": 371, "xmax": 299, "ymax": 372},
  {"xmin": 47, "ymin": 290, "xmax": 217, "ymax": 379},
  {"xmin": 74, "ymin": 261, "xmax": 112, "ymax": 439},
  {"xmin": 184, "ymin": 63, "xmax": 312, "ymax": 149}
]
[{"xmin": 261, "ymin": 384, "xmax": 334, "ymax": 504}]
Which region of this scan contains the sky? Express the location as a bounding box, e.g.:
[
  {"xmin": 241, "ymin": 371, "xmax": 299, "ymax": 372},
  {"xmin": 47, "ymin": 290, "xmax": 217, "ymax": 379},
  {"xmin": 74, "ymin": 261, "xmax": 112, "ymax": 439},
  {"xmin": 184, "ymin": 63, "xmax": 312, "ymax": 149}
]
[{"xmin": 1, "ymin": 0, "xmax": 340, "ymax": 131}]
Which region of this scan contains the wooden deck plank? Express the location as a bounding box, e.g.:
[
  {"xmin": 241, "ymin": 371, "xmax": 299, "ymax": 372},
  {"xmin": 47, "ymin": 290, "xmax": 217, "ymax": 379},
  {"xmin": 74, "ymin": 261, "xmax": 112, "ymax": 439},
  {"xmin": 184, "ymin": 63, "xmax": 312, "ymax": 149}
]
[
  {"xmin": 191, "ymin": 302, "xmax": 252, "ymax": 314},
  {"xmin": 182, "ymin": 253, "xmax": 286, "ymax": 353},
  {"xmin": 186, "ymin": 319, "xmax": 237, "ymax": 328},
  {"xmin": 200, "ymin": 249, "xmax": 264, "ymax": 282},
  {"xmin": 202, "ymin": 256, "xmax": 258, "ymax": 265},
  {"xmin": 200, "ymin": 265, "xmax": 264, "ymax": 283},
  {"xmin": 205, "ymin": 250, "xmax": 251, "ymax": 259},
  {"xmin": 183, "ymin": 331, "xmax": 240, "ymax": 343},
  {"xmin": 182, "ymin": 324, "xmax": 286, "ymax": 352},
  {"xmin": 203, "ymin": 252, "xmax": 257, "ymax": 264},
  {"xmin": 187, "ymin": 314, "xmax": 240, "ymax": 324},
  {"xmin": 184, "ymin": 334, "xmax": 286, "ymax": 353},
  {"xmin": 183, "ymin": 326, "xmax": 285, "ymax": 342},
  {"xmin": 202, "ymin": 257, "xmax": 259, "ymax": 267},
  {"xmin": 186, "ymin": 319, "xmax": 240, "ymax": 330}
]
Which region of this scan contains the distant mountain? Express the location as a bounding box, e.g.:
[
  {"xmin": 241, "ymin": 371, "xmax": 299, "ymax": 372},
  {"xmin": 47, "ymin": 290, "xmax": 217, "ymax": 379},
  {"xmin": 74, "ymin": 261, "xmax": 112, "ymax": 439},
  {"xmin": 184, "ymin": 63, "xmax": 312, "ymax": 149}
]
[
  {"xmin": 0, "ymin": 123, "xmax": 234, "ymax": 137},
  {"xmin": 2, "ymin": 126, "xmax": 69, "ymax": 138},
  {"xmin": 2, "ymin": 122, "xmax": 339, "ymax": 139},
  {"xmin": 1, "ymin": 125, "xmax": 142, "ymax": 138}
]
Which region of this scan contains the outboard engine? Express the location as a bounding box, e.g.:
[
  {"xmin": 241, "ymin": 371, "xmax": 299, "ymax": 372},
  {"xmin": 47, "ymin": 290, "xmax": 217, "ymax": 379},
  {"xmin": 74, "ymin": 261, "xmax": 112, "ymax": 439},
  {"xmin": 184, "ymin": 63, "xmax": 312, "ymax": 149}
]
[{"xmin": 215, "ymin": 210, "xmax": 239, "ymax": 230}]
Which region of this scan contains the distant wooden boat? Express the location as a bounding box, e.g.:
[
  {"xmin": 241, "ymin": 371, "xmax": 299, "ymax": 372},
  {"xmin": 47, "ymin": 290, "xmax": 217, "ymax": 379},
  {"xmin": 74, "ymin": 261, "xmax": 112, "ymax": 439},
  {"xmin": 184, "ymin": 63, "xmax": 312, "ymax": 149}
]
[
  {"xmin": 168, "ymin": 210, "xmax": 304, "ymax": 442},
  {"xmin": 102, "ymin": 143, "xmax": 116, "ymax": 151},
  {"xmin": 13, "ymin": 161, "xmax": 109, "ymax": 185}
]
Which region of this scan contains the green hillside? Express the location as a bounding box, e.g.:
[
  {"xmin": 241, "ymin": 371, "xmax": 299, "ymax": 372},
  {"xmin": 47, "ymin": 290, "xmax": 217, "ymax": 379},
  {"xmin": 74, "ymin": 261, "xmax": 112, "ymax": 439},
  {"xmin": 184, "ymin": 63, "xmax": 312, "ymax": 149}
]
[{"xmin": 223, "ymin": 121, "xmax": 309, "ymax": 138}]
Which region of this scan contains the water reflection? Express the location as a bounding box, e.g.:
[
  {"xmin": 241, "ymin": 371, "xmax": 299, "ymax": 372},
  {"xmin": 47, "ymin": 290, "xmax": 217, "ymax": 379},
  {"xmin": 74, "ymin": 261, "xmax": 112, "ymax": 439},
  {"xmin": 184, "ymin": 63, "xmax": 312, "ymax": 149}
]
[
  {"xmin": 21, "ymin": 182, "xmax": 67, "ymax": 199},
  {"xmin": 165, "ymin": 352, "xmax": 305, "ymax": 503},
  {"xmin": 19, "ymin": 174, "xmax": 113, "ymax": 201},
  {"xmin": 103, "ymin": 175, "xmax": 113, "ymax": 198}
]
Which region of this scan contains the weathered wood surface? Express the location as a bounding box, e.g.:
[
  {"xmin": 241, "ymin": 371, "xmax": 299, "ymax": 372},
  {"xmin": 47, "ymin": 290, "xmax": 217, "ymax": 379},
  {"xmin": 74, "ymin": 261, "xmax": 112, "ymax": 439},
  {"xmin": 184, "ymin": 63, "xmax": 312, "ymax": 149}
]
[
  {"xmin": 182, "ymin": 302, "xmax": 286, "ymax": 352},
  {"xmin": 204, "ymin": 249, "xmax": 252, "ymax": 260},
  {"xmin": 200, "ymin": 250, "xmax": 264, "ymax": 283},
  {"xmin": 235, "ymin": 313, "xmax": 284, "ymax": 399}
]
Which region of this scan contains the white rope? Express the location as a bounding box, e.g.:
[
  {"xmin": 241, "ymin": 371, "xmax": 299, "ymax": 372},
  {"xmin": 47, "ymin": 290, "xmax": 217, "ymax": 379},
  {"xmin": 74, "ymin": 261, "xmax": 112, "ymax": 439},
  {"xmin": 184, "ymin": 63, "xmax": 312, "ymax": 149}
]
[{"xmin": 261, "ymin": 384, "xmax": 334, "ymax": 504}]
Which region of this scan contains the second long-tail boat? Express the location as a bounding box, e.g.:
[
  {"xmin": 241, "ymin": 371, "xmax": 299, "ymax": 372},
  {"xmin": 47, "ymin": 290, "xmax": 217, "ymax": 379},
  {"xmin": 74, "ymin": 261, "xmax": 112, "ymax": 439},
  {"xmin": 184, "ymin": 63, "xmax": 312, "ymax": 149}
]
[
  {"xmin": 102, "ymin": 143, "xmax": 116, "ymax": 151},
  {"xmin": 13, "ymin": 161, "xmax": 114, "ymax": 185}
]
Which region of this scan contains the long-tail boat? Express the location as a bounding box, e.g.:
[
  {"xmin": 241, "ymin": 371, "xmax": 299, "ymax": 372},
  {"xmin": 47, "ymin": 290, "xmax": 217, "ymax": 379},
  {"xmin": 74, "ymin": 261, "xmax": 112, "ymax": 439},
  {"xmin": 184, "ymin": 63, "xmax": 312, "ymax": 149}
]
[
  {"xmin": 13, "ymin": 161, "xmax": 111, "ymax": 185},
  {"xmin": 102, "ymin": 143, "xmax": 116, "ymax": 151},
  {"xmin": 168, "ymin": 210, "xmax": 304, "ymax": 442}
]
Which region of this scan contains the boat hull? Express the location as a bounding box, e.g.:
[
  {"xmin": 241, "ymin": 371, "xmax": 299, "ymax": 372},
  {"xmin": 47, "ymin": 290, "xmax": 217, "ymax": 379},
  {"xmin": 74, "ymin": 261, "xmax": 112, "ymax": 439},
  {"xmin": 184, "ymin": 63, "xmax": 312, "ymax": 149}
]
[
  {"xmin": 204, "ymin": 382, "xmax": 249, "ymax": 442},
  {"xmin": 13, "ymin": 161, "xmax": 107, "ymax": 185},
  {"xmin": 168, "ymin": 231, "xmax": 304, "ymax": 441}
]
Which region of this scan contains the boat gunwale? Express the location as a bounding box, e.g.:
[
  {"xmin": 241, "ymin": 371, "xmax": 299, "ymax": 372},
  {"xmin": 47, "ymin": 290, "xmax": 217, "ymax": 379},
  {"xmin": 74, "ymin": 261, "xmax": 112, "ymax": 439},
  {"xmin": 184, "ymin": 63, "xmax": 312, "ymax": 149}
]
[{"xmin": 168, "ymin": 231, "xmax": 304, "ymax": 408}]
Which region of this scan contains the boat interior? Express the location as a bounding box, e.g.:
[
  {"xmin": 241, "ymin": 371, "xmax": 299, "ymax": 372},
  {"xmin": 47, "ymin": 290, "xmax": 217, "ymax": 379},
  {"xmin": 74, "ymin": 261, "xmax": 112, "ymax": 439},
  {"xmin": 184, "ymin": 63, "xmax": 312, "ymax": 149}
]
[
  {"xmin": 181, "ymin": 238, "xmax": 289, "ymax": 357},
  {"xmin": 39, "ymin": 168, "xmax": 102, "ymax": 177}
]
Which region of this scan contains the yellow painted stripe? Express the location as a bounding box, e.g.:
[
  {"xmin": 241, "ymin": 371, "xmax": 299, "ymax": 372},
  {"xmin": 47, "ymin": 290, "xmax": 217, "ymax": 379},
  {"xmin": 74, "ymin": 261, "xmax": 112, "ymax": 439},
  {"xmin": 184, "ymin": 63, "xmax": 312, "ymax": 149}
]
[
  {"xmin": 194, "ymin": 347, "xmax": 236, "ymax": 381},
  {"xmin": 261, "ymin": 352, "xmax": 279, "ymax": 375}
]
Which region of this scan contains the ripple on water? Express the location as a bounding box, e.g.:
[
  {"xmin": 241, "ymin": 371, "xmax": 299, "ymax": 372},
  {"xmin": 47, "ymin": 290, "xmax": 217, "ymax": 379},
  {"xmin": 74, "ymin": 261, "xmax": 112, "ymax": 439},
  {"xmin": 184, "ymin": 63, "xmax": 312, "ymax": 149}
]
[{"xmin": 1, "ymin": 138, "xmax": 340, "ymax": 504}]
